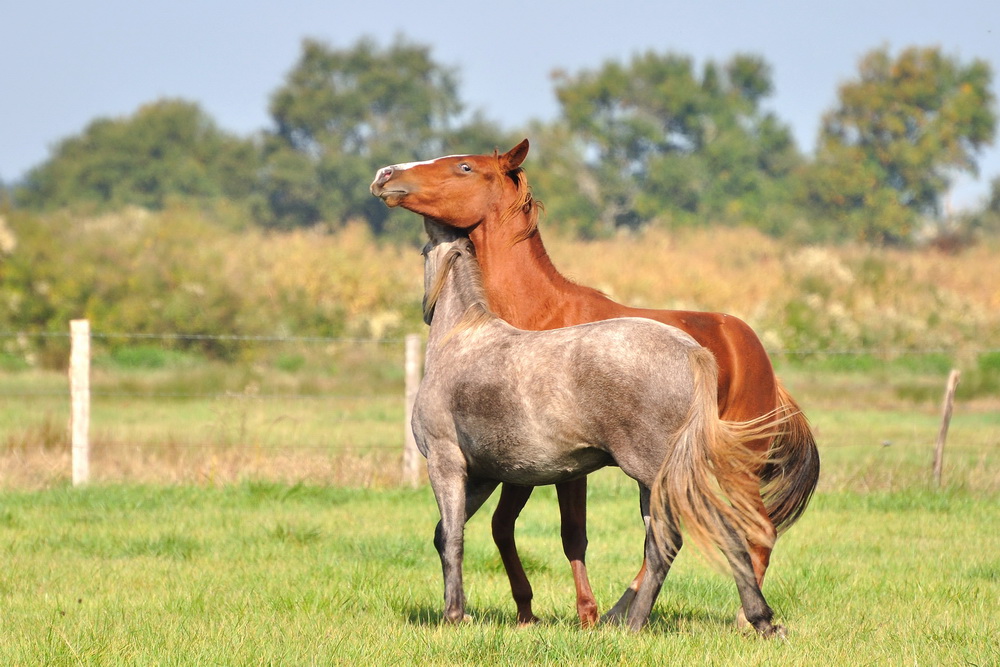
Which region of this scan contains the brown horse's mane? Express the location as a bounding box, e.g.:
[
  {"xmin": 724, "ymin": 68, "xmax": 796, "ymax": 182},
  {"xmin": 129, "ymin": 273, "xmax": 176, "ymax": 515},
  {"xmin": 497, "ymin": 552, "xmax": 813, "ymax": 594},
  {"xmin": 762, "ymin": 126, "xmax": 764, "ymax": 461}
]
[
  {"xmin": 424, "ymin": 242, "xmax": 495, "ymax": 336},
  {"xmin": 494, "ymin": 155, "xmax": 543, "ymax": 244}
]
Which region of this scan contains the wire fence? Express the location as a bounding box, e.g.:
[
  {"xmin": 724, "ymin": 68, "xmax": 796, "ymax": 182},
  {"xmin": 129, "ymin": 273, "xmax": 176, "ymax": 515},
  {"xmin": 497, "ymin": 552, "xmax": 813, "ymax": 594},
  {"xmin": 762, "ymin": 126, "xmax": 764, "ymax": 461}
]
[
  {"xmin": 2, "ymin": 326, "xmax": 997, "ymax": 489},
  {"xmin": 1, "ymin": 326, "xmax": 423, "ymax": 487},
  {"xmin": 1, "ymin": 329, "xmax": 409, "ymax": 400},
  {"xmin": 5, "ymin": 329, "xmax": 996, "ymax": 358}
]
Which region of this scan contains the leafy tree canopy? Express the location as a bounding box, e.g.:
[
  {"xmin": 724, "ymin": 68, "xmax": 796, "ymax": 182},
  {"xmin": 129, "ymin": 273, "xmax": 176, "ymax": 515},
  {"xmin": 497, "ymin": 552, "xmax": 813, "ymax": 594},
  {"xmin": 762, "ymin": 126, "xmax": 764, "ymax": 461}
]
[
  {"xmin": 257, "ymin": 36, "xmax": 511, "ymax": 235},
  {"xmin": 15, "ymin": 100, "xmax": 260, "ymax": 213},
  {"xmin": 804, "ymin": 46, "xmax": 997, "ymax": 245},
  {"xmin": 8, "ymin": 37, "xmax": 999, "ymax": 248},
  {"xmin": 552, "ymin": 52, "xmax": 801, "ymax": 234}
]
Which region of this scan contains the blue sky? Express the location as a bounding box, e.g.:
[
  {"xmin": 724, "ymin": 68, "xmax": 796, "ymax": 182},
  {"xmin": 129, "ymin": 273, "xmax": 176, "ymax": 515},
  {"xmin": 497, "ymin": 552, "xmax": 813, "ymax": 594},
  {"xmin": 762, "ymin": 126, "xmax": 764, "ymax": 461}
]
[{"xmin": 3, "ymin": 0, "xmax": 998, "ymax": 207}]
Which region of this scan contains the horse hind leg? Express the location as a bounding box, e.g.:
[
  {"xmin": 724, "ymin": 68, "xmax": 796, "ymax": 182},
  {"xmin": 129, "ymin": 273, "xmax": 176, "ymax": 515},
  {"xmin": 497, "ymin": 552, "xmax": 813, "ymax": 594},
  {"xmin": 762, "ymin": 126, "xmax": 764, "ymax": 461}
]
[
  {"xmin": 556, "ymin": 478, "xmax": 599, "ymax": 627},
  {"xmin": 602, "ymin": 481, "xmax": 660, "ymax": 625},
  {"xmin": 715, "ymin": 457, "xmax": 777, "ymax": 628},
  {"xmin": 749, "ymin": 496, "xmax": 777, "ymax": 586},
  {"xmin": 601, "ymin": 560, "xmax": 646, "ymax": 624},
  {"xmin": 737, "ymin": 493, "xmax": 778, "ymax": 628},
  {"xmin": 624, "ymin": 485, "xmax": 682, "ymax": 632},
  {"xmin": 491, "ymin": 483, "xmax": 540, "ymax": 625}
]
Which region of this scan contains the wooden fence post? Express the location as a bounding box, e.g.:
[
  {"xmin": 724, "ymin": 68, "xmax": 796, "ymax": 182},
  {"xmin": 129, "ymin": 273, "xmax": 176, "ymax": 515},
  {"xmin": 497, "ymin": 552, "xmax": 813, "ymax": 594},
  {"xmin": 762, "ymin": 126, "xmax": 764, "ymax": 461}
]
[
  {"xmin": 403, "ymin": 334, "xmax": 423, "ymax": 487},
  {"xmin": 69, "ymin": 319, "xmax": 91, "ymax": 486},
  {"xmin": 933, "ymin": 369, "xmax": 961, "ymax": 488}
]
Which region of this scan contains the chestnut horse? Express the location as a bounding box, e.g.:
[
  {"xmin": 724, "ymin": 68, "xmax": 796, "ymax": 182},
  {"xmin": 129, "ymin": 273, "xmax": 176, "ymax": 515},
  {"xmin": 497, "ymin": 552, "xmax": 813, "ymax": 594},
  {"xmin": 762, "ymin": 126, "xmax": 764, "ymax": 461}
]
[{"xmin": 371, "ymin": 140, "xmax": 819, "ymax": 627}]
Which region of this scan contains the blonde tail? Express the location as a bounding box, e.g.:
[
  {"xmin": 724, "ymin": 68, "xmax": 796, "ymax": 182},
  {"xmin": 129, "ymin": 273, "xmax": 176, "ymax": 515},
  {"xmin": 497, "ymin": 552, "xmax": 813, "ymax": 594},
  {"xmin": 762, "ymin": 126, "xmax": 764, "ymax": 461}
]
[{"xmin": 650, "ymin": 347, "xmax": 785, "ymax": 572}]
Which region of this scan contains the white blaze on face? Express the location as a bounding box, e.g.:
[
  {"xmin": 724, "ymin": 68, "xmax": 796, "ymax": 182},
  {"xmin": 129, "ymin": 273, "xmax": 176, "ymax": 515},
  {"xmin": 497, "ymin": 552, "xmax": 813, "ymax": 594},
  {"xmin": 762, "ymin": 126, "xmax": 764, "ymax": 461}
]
[{"xmin": 390, "ymin": 155, "xmax": 471, "ymax": 172}]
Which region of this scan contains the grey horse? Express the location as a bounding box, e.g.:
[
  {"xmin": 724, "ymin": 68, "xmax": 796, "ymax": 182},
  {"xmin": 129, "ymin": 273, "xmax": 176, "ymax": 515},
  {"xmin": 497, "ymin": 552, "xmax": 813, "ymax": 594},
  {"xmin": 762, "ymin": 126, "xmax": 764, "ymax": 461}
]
[{"xmin": 412, "ymin": 220, "xmax": 784, "ymax": 635}]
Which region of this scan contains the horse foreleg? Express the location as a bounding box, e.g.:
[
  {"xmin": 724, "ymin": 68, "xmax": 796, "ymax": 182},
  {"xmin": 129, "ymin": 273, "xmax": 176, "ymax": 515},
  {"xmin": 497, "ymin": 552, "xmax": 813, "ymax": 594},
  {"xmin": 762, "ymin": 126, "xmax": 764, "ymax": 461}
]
[
  {"xmin": 429, "ymin": 451, "xmax": 497, "ymax": 624},
  {"xmin": 556, "ymin": 477, "xmax": 599, "ymax": 627},
  {"xmin": 432, "ymin": 516, "xmax": 467, "ymax": 623},
  {"xmin": 491, "ymin": 483, "xmax": 539, "ymax": 625}
]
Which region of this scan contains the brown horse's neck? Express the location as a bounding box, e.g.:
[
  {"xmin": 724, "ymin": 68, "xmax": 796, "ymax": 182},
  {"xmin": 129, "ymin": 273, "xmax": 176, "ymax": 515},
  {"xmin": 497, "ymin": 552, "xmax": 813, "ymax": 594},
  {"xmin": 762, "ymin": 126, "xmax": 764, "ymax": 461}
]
[{"xmin": 469, "ymin": 213, "xmax": 598, "ymax": 329}]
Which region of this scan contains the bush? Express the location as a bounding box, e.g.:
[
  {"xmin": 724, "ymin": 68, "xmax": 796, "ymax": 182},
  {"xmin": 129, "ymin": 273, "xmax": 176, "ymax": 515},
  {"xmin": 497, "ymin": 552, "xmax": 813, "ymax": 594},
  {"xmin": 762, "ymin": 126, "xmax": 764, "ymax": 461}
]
[
  {"xmin": 0, "ymin": 208, "xmax": 424, "ymax": 368},
  {"xmin": 2, "ymin": 208, "xmax": 999, "ymax": 370},
  {"xmin": 104, "ymin": 346, "xmax": 201, "ymax": 370}
]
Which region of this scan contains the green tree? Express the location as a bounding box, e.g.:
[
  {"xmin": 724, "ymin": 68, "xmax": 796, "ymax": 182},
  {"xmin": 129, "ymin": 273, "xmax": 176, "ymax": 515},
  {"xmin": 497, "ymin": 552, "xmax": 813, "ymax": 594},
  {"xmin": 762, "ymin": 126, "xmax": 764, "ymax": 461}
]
[
  {"xmin": 552, "ymin": 52, "xmax": 801, "ymax": 234},
  {"xmin": 804, "ymin": 46, "xmax": 996, "ymax": 245},
  {"xmin": 15, "ymin": 100, "xmax": 260, "ymax": 213},
  {"xmin": 517, "ymin": 121, "xmax": 603, "ymax": 238},
  {"xmin": 957, "ymin": 175, "xmax": 1000, "ymax": 241},
  {"xmin": 259, "ymin": 36, "xmax": 509, "ymax": 235}
]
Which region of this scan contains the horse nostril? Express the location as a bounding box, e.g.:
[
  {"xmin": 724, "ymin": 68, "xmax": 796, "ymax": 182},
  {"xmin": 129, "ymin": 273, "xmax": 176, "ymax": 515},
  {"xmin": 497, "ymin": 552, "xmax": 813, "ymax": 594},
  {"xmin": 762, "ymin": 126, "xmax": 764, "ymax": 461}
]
[{"xmin": 377, "ymin": 166, "xmax": 394, "ymax": 187}]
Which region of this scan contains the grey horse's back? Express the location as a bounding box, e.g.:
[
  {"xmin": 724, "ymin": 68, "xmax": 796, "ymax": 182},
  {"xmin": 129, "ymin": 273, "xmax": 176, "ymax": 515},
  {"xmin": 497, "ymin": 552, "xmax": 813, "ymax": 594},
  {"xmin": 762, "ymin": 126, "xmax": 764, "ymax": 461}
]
[{"xmin": 419, "ymin": 316, "xmax": 708, "ymax": 487}]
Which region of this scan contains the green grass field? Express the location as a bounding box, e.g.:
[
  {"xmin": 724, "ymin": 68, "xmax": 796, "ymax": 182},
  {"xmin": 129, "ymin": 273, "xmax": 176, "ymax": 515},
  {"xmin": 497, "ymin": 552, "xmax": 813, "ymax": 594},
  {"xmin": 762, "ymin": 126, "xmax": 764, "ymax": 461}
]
[
  {"xmin": 1, "ymin": 480, "xmax": 997, "ymax": 664},
  {"xmin": 1, "ymin": 351, "xmax": 999, "ymax": 663}
]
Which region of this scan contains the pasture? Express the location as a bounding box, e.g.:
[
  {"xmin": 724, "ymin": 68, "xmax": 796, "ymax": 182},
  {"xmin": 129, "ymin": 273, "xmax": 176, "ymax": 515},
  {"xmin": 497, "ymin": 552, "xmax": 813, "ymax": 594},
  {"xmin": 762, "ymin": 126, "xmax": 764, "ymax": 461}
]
[
  {"xmin": 1, "ymin": 479, "xmax": 998, "ymax": 663},
  {"xmin": 1, "ymin": 348, "xmax": 999, "ymax": 664}
]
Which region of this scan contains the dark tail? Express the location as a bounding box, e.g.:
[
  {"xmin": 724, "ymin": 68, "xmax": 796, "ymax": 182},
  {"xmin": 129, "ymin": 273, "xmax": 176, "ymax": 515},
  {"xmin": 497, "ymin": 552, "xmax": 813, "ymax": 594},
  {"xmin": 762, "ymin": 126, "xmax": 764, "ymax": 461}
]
[{"xmin": 760, "ymin": 380, "xmax": 820, "ymax": 533}]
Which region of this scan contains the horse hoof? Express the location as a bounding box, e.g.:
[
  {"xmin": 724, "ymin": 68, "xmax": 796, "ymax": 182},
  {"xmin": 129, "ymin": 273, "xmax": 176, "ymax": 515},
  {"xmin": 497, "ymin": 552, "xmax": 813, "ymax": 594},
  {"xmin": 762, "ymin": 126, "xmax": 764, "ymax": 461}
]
[
  {"xmin": 516, "ymin": 615, "xmax": 540, "ymax": 628},
  {"xmin": 600, "ymin": 601, "xmax": 632, "ymax": 625},
  {"xmin": 601, "ymin": 589, "xmax": 636, "ymax": 626},
  {"xmin": 599, "ymin": 611, "xmax": 623, "ymax": 625},
  {"xmin": 768, "ymin": 624, "xmax": 788, "ymax": 639},
  {"xmin": 625, "ymin": 618, "xmax": 645, "ymax": 633},
  {"xmin": 736, "ymin": 609, "xmax": 787, "ymax": 639},
  {"xmin": 750, "ymin": 621, "xmax": 788, "ymax": 639}
]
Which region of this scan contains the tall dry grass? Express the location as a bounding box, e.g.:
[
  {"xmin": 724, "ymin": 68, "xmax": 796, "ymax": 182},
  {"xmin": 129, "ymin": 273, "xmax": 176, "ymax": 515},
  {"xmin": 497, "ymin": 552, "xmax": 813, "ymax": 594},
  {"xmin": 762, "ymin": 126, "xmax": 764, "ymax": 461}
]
[
  {"xmin": 5, "ymin": 206, "xmax": 997, "ymax": 354},
  {"xmin": 219, "ymin": 221, "xmax": 423, "ymax": 339},
  {"xmin": 203, "ymin": 218, "xmax": 1000, "ymax": 353},
  {"xmin": 545, "ymin": 225, "xmax": 1000, "ymax": 353}
]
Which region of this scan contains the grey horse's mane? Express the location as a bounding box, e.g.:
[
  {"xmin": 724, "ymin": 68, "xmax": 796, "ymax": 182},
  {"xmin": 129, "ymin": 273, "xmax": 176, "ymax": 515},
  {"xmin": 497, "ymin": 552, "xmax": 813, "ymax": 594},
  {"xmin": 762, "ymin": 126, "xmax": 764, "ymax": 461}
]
[{"xmin": 423, "ymin": 238, "xmax": 495, "ymax": 333}]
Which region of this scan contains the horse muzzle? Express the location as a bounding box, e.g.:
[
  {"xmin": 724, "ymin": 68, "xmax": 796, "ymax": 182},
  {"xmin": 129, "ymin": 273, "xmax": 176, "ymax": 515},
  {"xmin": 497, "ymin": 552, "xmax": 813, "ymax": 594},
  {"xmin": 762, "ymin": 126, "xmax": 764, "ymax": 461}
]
[{"xmin": 370, "ymin": 166, "xmax": 410, "ymax": 206}]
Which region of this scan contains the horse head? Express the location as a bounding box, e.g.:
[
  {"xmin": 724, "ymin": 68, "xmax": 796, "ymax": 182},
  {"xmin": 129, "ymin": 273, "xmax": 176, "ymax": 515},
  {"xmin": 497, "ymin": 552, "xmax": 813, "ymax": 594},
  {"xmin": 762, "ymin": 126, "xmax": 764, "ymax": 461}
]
[
  {"xmin": 421, "ymin": 219, "xmax": 479, "ymax": 325},
  {"xmin": 370, "ymin": 140, "xmax": 531, "ymax": 230}
]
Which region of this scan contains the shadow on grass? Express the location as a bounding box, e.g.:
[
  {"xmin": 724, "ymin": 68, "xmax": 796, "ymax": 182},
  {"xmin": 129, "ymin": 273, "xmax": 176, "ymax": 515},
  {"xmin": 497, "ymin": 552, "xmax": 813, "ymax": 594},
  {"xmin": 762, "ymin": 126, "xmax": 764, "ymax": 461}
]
[
  {"xmin": 645, "ymin": 606, "xmax": 736, "ymax": 633},
  {"xmin": 402, "ymin": 604, "xmax": 556, "ymax": 628},
  {"xmin": 401, "ymin": 602, "xmax": 737, "ymax": 635}
]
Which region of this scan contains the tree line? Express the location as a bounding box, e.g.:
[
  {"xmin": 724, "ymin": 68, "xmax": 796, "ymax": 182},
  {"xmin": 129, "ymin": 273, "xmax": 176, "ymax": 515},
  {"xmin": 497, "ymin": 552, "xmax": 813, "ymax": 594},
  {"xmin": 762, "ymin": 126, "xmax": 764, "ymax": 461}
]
[{"xmin": 7, "ymin": 36, "xmax": 1000, "ymax": 246}]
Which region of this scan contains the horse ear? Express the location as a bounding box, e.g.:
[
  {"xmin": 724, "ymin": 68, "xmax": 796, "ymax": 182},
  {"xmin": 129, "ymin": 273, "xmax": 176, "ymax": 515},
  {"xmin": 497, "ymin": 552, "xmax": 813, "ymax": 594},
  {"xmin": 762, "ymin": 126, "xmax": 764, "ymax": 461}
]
[{"xmin": 498, "ymin": 139, "xmax": 530, "ymax": 172}]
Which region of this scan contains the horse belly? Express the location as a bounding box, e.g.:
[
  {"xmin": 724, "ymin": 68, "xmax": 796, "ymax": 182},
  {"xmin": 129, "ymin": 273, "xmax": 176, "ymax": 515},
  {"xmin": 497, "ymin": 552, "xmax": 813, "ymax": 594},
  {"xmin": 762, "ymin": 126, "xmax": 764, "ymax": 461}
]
[{"xmin": 459, "ymin": 430, "xmax": 612, "ymax": 486}]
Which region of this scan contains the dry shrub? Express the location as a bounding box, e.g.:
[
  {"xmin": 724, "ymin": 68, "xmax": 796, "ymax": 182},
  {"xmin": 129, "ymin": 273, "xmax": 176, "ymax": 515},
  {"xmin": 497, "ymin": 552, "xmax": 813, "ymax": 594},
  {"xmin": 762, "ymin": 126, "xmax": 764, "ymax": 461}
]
[
  {"xmin": 546, "ymin": 227, "xmax": 1000, "ymax": 352},
  {"xmin": 219, "ymin": 221, "xmax": 422, "ymax": 339},
  {"xmin": 548, "ymin": 226, "xmax": 786, "ymax": 317}
]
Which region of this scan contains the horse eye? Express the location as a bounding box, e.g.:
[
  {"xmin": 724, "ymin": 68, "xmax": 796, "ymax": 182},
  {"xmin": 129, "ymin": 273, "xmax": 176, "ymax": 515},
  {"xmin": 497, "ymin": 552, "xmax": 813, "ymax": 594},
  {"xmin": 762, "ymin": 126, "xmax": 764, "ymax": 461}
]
[{"xmin": 459, "ymin": 163, "xmax": 472, "ymax": 173}]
